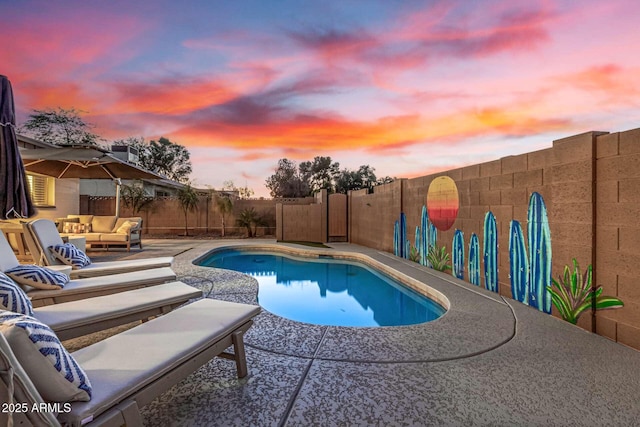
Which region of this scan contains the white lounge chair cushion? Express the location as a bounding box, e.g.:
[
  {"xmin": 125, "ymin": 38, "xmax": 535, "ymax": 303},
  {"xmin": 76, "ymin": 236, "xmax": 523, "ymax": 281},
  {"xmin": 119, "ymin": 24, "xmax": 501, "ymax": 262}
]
[
  {"xmin": 72, "ymin": 257, "xmax": 174, "ymax": 278},
  {"xmin": 0, "ymin": 311, "xmax": 92, "ymax": 402},
  {"xmin": 26, "ymin": 266, "xmax": 176, "ymax": 303},
  {"xmin": 34, "ymin": 281, "xmax": 202, "ymax": 334},
  {"xmin": 49, "ymin": 243, "xmax": 92, "ymax": 269},
  {"xmin": 5, "ymin": 265, "xmax": 69, "ymax": 290},
  {"xmin": 0, "ymin": 272, "xmax": 34, "ymax": 316},
  {"xmin": 59, "ymin": 299, "xmax": 261, "ymax": 425}
]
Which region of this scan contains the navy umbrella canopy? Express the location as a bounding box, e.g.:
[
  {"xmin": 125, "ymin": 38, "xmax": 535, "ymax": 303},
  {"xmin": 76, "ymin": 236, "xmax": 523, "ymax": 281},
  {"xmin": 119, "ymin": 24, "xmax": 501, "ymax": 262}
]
[{"xmin": 0, "ymin": 75, "xmax": 36, "ymax": 219}]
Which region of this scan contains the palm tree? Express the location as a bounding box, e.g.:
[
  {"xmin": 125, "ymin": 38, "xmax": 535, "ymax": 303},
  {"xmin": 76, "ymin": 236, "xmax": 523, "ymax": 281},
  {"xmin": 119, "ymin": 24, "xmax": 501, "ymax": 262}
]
[
  {"xmin": 236, "ymin": 208, "xmax": 263, "ymax": 237},
  {"xmin": 120, "ymin": 181, "xmax": 154, "ymax": 215},
  {"xmin": 176, "ymin": 184, "xmax": 199, "ymax": 236},
  {"xmin": 214, "ymin": 194, "xmax": 233, "ymax": 237}
]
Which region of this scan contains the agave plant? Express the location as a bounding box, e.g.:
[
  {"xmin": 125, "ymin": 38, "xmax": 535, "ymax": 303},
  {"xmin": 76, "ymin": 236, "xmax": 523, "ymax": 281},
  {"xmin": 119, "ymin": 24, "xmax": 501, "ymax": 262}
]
[
  {"xmin": 546, "ymin": 259, "xmax": 624, "ymax": 324},
  {"xmin": 408, "ymin": 245, "xmax": 420, "ymax": 263},
  {"xmin": 427, "ymin": 245, "xmax": 452, "ymax": 272}
]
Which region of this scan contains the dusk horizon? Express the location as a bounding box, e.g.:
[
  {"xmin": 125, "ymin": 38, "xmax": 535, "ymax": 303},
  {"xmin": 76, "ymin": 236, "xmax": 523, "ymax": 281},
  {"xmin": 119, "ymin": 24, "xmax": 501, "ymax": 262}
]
[{"xmin": 3, "ymin": 0, "xmax": 639, "ymax": 197}]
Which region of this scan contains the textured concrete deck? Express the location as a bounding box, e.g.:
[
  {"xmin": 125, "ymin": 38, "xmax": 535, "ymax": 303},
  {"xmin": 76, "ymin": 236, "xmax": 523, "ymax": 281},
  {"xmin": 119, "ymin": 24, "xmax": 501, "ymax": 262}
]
[{"xmin": 93, "ymin": 239, "xmax": 640, "ymax": 426}]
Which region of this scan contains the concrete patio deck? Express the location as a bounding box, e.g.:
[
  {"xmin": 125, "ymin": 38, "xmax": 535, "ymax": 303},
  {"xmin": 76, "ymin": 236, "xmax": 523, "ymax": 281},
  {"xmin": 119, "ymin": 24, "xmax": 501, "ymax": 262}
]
[{"xmin": 88, "ymin": 239, "xmax": 640, "ymax": 426}]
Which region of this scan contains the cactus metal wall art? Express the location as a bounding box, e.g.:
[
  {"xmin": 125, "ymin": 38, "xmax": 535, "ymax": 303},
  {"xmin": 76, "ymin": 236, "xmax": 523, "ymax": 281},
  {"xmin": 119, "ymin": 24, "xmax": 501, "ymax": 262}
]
[
  {"xmin": 527, "ymin": 192, "xmax": 552, "ymax": 314},
  {"xmin": 394, "ymin": 220, "xmax": 400, "ymax": 257},
  {"xmin": 420, "ymin": 205, "xmax": 428, "ymax": 266},
  {"xmin": 452, "ymin": 230, "xmax": 465, "ymax": 280},
  {"xmin": 468, "ymin": 233, "xmax": 481, "ymax": 286},
  {"xmin": 509, "ymin": 220, "xmax": 529, "ymax": 304},
  {"xmin": 420, "ymin": 205, "xmax": 438, "ymax": 267},
  {"xmin": 393, "ymin": 212, "xmax": 408, "ymax": 258},
  {"xmin": 483, "ymin": 211, "xmax": 498, "ymax": 293}
]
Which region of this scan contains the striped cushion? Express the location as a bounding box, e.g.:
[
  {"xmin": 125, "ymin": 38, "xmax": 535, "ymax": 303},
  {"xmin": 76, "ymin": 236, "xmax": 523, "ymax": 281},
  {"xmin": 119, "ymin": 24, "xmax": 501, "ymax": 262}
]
[
  {"xmin": 5, "ymin": 265, "xmax": 69, "ymax": 290},
  {"xmin": 0, "ymin": 311, "xmax": 92, "ymax": 402},
  {"xmin": 0, "ymin": 272, "xmax": 34, "ymax": 316},
  {"xmin": 49, "ymin": 243, "xmax": 92, "ymax": 269}
]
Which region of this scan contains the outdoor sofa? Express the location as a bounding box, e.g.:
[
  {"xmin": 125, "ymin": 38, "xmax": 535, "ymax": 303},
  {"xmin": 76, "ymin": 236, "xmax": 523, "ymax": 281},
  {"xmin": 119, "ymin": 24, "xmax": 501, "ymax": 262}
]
[
  {"xmin": 0, "ymin": 298, "xmax": 261, "ymax": 426},
  {"xmin": 23, "ymin": 219, "xmax": 173, "ymax": 279},
  {"xmin": 59, "ymin": 215, "xmax": 143, "ymax": 251}
]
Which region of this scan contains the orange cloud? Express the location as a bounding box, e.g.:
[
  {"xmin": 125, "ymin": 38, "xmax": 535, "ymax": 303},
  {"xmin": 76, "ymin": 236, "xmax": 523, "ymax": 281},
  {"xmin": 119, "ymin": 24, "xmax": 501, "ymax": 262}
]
[
  {"xmin": 110, "ymin": 78, "xmax": 239, "ymax": 115},
  {"xmin": 556, "ymin": 64, "xmax": 639, "ymax": 100},
  {"xmin": 167, "ymin": 98, "xmax": 571, "ymax": 157}
]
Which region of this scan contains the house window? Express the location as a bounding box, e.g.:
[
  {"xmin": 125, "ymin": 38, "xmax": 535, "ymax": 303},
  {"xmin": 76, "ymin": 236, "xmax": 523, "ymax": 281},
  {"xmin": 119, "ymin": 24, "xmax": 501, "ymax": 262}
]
[{"xmin": 26, "ymin": 174, "xmax": 55, "ymax": 207}]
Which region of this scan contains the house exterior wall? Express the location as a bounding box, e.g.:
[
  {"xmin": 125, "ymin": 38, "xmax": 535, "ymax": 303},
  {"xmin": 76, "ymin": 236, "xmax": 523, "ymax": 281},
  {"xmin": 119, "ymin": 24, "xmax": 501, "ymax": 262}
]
[{"xmin": 32, "ymin": 178, "xmax": 80, "ymax": 220}]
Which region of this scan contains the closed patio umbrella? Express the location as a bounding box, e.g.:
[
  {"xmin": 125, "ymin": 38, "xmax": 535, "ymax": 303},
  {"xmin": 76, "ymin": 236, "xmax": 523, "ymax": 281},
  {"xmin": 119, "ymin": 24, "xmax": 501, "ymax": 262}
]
[{"xmin": 0, "ymin": 75, "xmax": 36, "ymax": 219}]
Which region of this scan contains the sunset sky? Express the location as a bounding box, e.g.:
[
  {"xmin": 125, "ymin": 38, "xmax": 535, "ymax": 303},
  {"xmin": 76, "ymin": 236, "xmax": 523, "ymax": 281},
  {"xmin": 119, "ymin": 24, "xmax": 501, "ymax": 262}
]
[{"xmin": 3, "ymin": 0, "xmax": 639, "ymax": 197}]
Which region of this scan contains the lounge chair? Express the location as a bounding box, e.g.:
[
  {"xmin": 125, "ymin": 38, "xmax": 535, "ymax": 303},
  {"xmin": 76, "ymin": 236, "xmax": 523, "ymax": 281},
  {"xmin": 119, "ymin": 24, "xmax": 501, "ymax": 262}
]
[
  {"xmin": 0, "ymin": 298, "xmax": 261, "ymax": 426},
  {"xmin": 0, "ymin": 232, "xmax": 177, "ymax": 308},
  {"xmin": 23, "ymin": 219, "xmax": 174, "ymax": 279},
  {"xmin": 33, "ymin": 281, "xmax": 202, "ymax": 340}
]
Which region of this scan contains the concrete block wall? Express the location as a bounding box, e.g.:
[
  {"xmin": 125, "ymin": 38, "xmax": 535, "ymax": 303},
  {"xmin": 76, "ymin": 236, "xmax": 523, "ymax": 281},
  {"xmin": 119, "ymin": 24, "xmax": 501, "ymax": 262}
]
[
  {"xmin": 84, "ymin": 196, "xmax": 281, "ymax": 236},
  {"xmin": 594, "ymin": 129, "xmax": 640, "ymax": 349},
  {"xmin": 349, "ymin": 180, "xmax": 403, "ymax": 252},
  {"xmin": 349, "ymin": 128, "xmax": 640, "ymax": 349}
]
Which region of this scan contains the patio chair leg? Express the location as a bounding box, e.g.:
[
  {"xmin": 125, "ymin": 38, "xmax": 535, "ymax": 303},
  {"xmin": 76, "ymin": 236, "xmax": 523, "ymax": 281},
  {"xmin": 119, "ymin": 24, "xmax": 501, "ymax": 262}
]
[{"xmin": 232, "ymin": 330, "xmax": 248, "ymax": 378}]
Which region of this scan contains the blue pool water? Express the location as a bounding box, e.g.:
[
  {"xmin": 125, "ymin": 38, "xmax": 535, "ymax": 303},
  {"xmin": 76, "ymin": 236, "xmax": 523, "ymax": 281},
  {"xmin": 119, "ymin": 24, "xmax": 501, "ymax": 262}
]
[{"xmin": 198, "ymin": 249, "xmax": 446, "ymax": 327}]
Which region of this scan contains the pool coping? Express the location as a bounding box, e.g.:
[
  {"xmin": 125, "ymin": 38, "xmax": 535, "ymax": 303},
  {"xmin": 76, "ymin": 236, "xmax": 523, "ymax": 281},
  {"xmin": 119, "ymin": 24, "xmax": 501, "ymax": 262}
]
[{"xmin": 189, "ymin": 241, "xmax": 518, "ymax": 362}]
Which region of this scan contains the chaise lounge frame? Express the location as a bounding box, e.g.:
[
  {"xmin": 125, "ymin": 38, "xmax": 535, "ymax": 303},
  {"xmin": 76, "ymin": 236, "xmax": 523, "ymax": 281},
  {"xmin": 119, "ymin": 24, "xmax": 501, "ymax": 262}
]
[{"xmin": 0, "ymin": 298, "xmax": 261, "ymax": 426}]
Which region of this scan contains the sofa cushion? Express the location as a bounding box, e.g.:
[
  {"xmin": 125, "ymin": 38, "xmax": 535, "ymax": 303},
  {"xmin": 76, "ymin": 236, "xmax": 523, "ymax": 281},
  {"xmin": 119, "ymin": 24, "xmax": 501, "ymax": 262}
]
[
  {"xmin": 91, "ymin": 216, "xmax": 117, "ymax": 233},
  {"xmin": 49, "ymin": 243, "xmax": 92, "ymax": 269},
  {"xmin": 99, "ymin": 233, "xmax": 129, "ymax": 242},
  {"xmin": 0, "ymin": 311, "xmax": 92, "ymax": 402},
  {"xmin": 0, "ymin": 272, "xmax": 34, "ymax": 316},
  {"xmin": 5, "ymin": 265, "xmax": 69, "ymax": 290}
]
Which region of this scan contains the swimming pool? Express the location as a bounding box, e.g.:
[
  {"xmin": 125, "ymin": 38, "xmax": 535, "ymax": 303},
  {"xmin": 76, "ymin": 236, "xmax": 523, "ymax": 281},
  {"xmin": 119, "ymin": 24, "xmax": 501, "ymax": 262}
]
[{"xmin": 198, "ymin": 248, "xmax": 446, "ymax": 327}]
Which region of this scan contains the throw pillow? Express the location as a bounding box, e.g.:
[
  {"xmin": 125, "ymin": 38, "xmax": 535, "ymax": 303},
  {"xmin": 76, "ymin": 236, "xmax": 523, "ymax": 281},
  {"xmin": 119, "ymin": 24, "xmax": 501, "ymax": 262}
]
[
  {"xmin": 116, "ymin": 220, "xmax": 137, "ymax": 234},
  {"xmin": 5, "ymin": 265, "xmax": 69, "ymax": 290},
  {"xmin": 57, "ymin": 217, "xmax": 79, "ymax": 233},
  {"xmin": 0, "ymin": 311, "xmax": 92, "ymax": 402},
  {"xmin": 0, "ymin": 272, "xmax": 34, "ymax": 316},
  {"xmin": 63, "ymin": 222, "xmax": 91, "ymax": 234},
  {"xmin": 49, "ymin": 243, "xmax": 92, "ymax": 269}
]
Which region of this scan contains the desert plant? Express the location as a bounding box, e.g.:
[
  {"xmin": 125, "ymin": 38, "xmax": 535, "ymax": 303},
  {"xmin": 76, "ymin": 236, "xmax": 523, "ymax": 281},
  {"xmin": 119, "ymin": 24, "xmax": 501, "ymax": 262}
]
[
  {"xmin": 408, "ymin": 245, "xmax": 420, "ymax": 263},
  {"xmin": 547, "ymin": 259, "xmax": 624, "ymax": 324},
  {"xmin": 120, "ymin": 182, "xmax": 154, "ymax": 215},
  {"xmin": 236, "ymin": 208, "xmax": 263, "ymax": 237},
  {"xmin": 214, "ymin": 194, "xmax": 233, "ymax": 237},
  {"xmin": 427, "ymin": 245, "xmax": 452, "ymax": 272},
  {"xmin": 176, "ymin": 184, "xmax": 199, "ymax": 236}
]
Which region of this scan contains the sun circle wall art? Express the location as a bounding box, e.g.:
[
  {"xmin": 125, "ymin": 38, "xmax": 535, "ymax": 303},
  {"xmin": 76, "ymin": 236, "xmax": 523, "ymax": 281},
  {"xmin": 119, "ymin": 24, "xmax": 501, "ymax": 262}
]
[{"xmin": 426, "ymin": 176, "xmax": 459, "ymax": 231}]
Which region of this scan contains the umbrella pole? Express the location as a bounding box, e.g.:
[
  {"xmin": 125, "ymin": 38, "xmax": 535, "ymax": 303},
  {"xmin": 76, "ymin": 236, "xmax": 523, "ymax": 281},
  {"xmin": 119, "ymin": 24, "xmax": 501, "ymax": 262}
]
[{"xmin": 115, "ymin": 178, "xmax": 122, "ymax": 217}]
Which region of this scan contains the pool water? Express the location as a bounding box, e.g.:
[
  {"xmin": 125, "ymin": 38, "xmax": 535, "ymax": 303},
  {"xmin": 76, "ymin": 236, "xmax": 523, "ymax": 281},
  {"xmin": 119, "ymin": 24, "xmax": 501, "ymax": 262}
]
[{"xmin": 199, "ymin": 249, "xmax": 446, "ymax": 327}]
